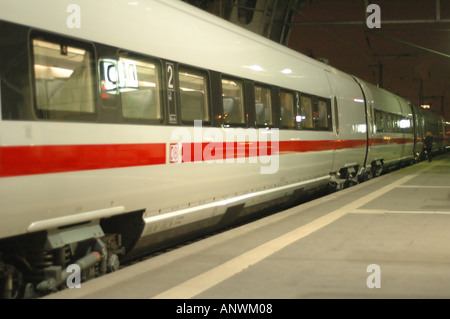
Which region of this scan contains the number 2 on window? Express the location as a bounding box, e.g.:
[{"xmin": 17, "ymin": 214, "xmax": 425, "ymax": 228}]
[{"xmin": 167, "ymin": 64, "xmax": 174, "ymax": 89}]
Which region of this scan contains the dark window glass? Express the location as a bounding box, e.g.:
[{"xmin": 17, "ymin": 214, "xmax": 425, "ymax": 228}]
[{"xmin": 179, "ymin": 67, "xmax": 210, "ymax": 123}]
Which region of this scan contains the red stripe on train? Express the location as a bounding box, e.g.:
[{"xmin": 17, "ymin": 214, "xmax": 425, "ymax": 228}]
[
  {"xmin": 181, "ymin": 141, "xmax": 277, "ymax": 162},
  {"xmin": 0, "ymin": 137, "xmax": 415, "ymax": 177},
  {"xmin": 0, "ymin": 144, "xmax": 166, "ymax": 177},
  {"xmin": 179, "ymin": 139, "xmax": 368, "ymax": 162}
]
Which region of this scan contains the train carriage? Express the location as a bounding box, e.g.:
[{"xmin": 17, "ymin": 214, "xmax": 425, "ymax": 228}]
[
  {"xmin": 0, "ymin": 0, "xmax": 446, "ymax": 298},
  {"xmin": 360, "ymin": 80, "xmax": 416, "ymax": 172}
]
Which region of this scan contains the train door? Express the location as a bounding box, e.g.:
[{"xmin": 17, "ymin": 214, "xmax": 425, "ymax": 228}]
[
  {"xmin": 398, "ymin": 99, "xmax": 414, "ymax": 162},
  {"xmin": 353, "ymin": 77, "xmax": 375, "ymax": 170},
  {"xmin": 414, "ymin": 105, "xmax": 425, "ymax": 158},
  {"xmin": 325, "ymin": 73, "xmax": 340, "ymax": 174},
  {"xmin": 326, "ymin": 71, "xmax": 368, "ymax": 185},
  {"xmin": 411, "ymin": 103, "xmax": 419, "ymax": 158}
]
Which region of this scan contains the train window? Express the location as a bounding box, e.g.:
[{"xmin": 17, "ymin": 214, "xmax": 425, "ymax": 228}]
[
  {"xmin": 118, "ymin": 53, "xmax": 163, "ymax": 123},
  {"xmin": 254, "ymin": 85, "xmax": 272, "ymax": 127},
  {"xmin": 298, "ymin": 95, "xmax": 314, "ymax": 129},
  {"xmin": 280, "ymin": 90, "xmax": 295, "ymax": 129},
  {"xmin": 401, "ymin": 117, "xmax": 413, "ymax": 133},
  {"xmin": 32, "ymin": 37, "xmax": 97, "ymax": 120},
  {"xmin": 375, "ymin": 110, "xmax": 384, "ymax": 133},
  {"xmin": 222, "ymin": 77, "xmax": 245, "ymax": 126},
  {"xmin": 386, "ymin": 113, "xmax": 393, "ymax": 132},
  {"xmin": 317, "ymin": 98, "xmax": 332, "ymax": 131},
  {"xmin": 179, "ymin": 67, "xmax": 210, "ymax": 123},
  {"xmin": 99, "ymin": 58, "xmax": 119, "ymax": 107},
  {"xmin": 393, "ymin": 115, "xmax": 400, "ymax": 133},
  {"xmin": 334, "ymin": 97, "xmax": 340, "ymax": 135},
  {"xmin": 397, "ymin": 117, "xmax": 403, "ymax": 132}
]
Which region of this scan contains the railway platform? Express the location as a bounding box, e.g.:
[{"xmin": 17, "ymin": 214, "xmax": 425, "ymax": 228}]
[{"xmin": 46, "ymin": 152, "xmax": 450, "ymax": 299}]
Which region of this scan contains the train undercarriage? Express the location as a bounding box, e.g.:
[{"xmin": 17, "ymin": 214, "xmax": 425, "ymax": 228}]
[
  {"xmin": 0, "ymin": 234, "xmax": 122, "ymax": 299},
  {"xmin": 0, "ymin": 211, "xmax": 144, "ymax": 299},
  {"xmin": 328, "ymin": 160, "xmax": 384, "ymax": 192}
]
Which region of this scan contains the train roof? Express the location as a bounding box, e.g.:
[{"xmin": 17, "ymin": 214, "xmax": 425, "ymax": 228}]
[{"xmin": 0, "ymin": 0, "xmax": 342, "ymax": 98}]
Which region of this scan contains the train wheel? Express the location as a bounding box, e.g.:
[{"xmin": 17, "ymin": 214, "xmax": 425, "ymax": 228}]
[
  {"xmin": 0, "ymin": 263, "xmax": 23, "ymax": 299},
  {"xmin": 328, "ymin": 180, "xmax": 344, "ymax": 192},
  {"xmin": 373, "ymin": 163, "xmax": 383, "ymax": 177},
  {"xmin": 365, "ymin": 169, "xmax": 373, "ymax": 181}
]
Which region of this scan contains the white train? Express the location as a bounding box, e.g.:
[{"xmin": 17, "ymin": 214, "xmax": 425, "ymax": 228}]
[{"xmin": 0, "ymin": 0, "xmax": 446, "ymax": 298}]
